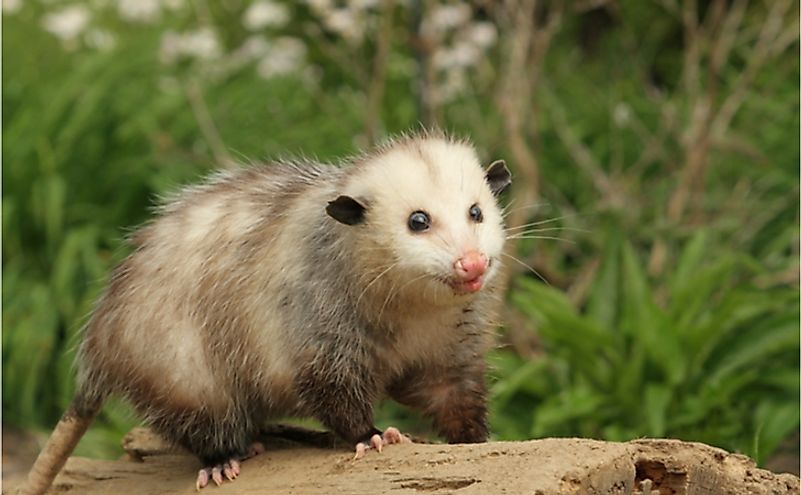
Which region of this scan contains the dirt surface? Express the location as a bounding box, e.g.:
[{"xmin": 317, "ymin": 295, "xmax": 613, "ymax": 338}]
[{"xmin": 4, "ymin": 426, "xmax": 799, "ymax": 494}]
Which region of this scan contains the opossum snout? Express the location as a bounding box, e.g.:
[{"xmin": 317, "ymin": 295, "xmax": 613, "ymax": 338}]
[
  {"xmin": 451, "ymin": 251, "xmax": 488, "ymax": 293},
  {"xmin": 453, "ymin": 251, "xmax": 488, "ymax": 280}
]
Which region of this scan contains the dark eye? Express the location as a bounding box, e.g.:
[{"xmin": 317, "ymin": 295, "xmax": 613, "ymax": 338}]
[
  {"xmin": 469, "ymin": 204, "xmax": 483, "ymax": 223},
  {"xmin": 408, "ymin": 211, "xmax": 431, "ymax": 232}
]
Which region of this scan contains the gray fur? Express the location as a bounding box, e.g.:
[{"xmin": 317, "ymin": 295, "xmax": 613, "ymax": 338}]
[{"xmin": 45, "ymin": 133, "xmax": 507, "ymax": 479}]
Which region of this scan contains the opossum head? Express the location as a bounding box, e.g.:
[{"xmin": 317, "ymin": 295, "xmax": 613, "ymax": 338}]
[{"xmin": 327, "ymin": 136, "xmax": 510, "ymax": 300}]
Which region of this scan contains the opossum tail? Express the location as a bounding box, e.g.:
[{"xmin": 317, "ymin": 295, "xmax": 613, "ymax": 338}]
[{"xmin": 21, "ymin": 392, "xmax": 103, "ymax": 495}]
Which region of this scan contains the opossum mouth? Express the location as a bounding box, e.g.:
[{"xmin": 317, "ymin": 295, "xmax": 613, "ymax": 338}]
[{"xmin": 448, "ymin": 275, "xmax": 485, "ymax": 294}]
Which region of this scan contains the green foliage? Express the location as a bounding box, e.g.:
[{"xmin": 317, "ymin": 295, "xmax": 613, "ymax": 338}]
[
  {"xmin": 3, "ymin": 0, "xmax": 798, "ymax": 465},
  {"xmin": 491, "ymin": 231, "xmax": 799, "ymax": 463}
]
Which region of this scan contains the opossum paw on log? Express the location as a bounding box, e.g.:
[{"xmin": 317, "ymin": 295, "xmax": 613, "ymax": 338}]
[
  {"xmin": 353, "ymin": 427, "xmax": 411, "ymax": 460},
  {"xmin": 195, "ymin": 442, "xmax": 265, "ymax": 489}
]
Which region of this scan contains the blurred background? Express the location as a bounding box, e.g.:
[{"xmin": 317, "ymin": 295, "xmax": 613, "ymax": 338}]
[{"xmin": 3, "ymin": 0, "xmax": 799, "ymax": 480}]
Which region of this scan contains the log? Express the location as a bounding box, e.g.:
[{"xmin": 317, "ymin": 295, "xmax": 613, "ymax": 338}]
[{"xmin": 6, "ymin": 426, "xmax": 799, "ymax": 494}]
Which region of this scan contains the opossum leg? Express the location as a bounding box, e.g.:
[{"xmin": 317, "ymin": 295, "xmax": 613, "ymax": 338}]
[
  {"xmin": 353, "ymin": 426, "xmax": 411, "ymax": 459},
  {"xmin": 296, "ymin": 357, "xmax": 388, "ymax": 457},
  {"xmin": 388, "ymin": 365, "xmax": 489, "ymax": 444}
]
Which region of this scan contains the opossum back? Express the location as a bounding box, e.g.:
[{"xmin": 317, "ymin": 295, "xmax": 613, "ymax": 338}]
[{"xmin": 78, "ymin": 161, "xmax": 340, "ymax": 412}]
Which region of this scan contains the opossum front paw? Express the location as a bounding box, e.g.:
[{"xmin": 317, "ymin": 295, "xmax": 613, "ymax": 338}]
[
  {"xmin": 353, "ymin": 426, "xmax": 411, "ymax": 460},
  {"xmin": 196, "ymin": 460, "xmax": 240, "ymax": 490},
  {"xmin": 195, "ymin": 442, "xmax": 265, "ymax": 490}
]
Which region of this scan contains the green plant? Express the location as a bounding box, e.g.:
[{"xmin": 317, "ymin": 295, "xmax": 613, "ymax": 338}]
[
  {"xmin": 3, "ymin": 0, "xmax": 797, "ymax": 466},
  {"xmin": 490, "ymin": 230, "xmax": 799, "ymax": 463}
]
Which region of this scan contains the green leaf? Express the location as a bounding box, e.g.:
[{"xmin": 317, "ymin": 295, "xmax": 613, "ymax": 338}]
[
  {"xmin": 752, "ymin": 402, "xmax": 800, "ymax": 464},
  {"xmin": 643, "ymin": 384, "xmax": 671, "ymax": 437},
  {"xmin": 708, "ymin": 312, "xmax": 799, "ymax": 385},
  {"xmin": 620, "ymin": 242, "xmax": 686, "ymax": 384},
  {"xmin": 586, "ymin": 235, "xmax": 621, "ymax": 328}
]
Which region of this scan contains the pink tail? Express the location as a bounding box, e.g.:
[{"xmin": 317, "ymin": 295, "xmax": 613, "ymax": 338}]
[{"xmin": 20, "ymin": 400, "xmax": 100, "ymax": 495}]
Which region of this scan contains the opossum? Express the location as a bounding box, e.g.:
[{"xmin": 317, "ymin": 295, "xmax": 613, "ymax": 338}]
[{"xmin": 22, "ymin": 131, "xmax": 511, "ymax": 493}]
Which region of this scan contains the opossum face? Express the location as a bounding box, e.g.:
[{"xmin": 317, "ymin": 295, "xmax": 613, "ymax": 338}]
[{"xmin": 327, "ymin": 139, "xmax": 511, "ymax": 299}]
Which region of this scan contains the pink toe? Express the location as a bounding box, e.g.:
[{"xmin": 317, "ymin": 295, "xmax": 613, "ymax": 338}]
[
  {"xmin": 383, "ymin": 426, "xmax": 411, "ymax": 444},
  {"xmin": 383, "ymin": 428, "xmax": 399, "ymax": 443},
  {"xmin": 370, "ymin": 434, "xmax": 383, "ymax": 453},
  {"xmin": 196, "ymin": 469, "xmax": 210, "ymax": 490},
  {"xmin": 230, "ymin": 459, "xmax": 241, "ymax": 476},
  {"xmin": 354, "ymin": 442, "xmax": 367, "ymax": 460},
  {"xmin": 211, "ymin": 466, "xmax": 223, "ymax": 486}
]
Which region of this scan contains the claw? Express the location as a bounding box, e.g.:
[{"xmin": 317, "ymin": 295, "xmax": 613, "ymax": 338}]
[
  {"xmin": 195, "ymin": 442, "xmax": 264, "ymax": 489},
  {"xmin": 371, "ymin": 433, "xmax": 383, "ymax": 453},
  {"xmin": 196, "ymin": 469, "xmax": 210, "ymax": 490},
  {"xmin": 223, "ymin": 462, "xmax": 236, "ymax": 481},
  {"xmin": 211, "ymin": 466, "xmax": 223, "ymax": 486},
  {"xmin": 354, "ymin": 442, "xmax": 367, "ymax": 460},
  {"xmin": 353, "ymin": 426, "xmax": 411, "ymax": 460},
  {"xmin": 383, "ymin": 426, "xmax": 410, "ymax": 444}
]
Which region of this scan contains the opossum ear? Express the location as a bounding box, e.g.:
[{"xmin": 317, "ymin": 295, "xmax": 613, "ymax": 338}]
[
  {"xmin": 485, "ymin": 160, "xmax": 511, "ymax": 196},
  {"xmin": 326, "ymin": 195, "xmax": 367, "ymax": 225}
]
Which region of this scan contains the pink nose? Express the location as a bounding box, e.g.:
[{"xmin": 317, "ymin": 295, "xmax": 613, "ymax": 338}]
[{"xmin": 454, "ymin": 251, "xmax": 488, "ymax": 281}]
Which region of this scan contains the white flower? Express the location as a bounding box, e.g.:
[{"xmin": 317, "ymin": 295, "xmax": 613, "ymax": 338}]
[
  {"xmin": 2, "ymin": 0, "xmax": 22, "ymax": 14},
  {"xmin": 257, "ymin": 37, "xmax": 307, "ymax": 79},
  {"xmin": 432, "ymin": 41, "xmax": 480, "ymax": 70},
  {"xmin": 437, "ymin": 67, "xmax": 467, "ymax": 103},
  {"xmin": 451, "ymin": 40, "xmax": 480, "ymax": 67},
  {"xmin": 243, "ymin": 0, "xmax": 290, "ymax": 30},
  {"xmin": 324, "ymin": 7, "xmax": 363, "ymax": 42},
  {"xmin": 429, "ymin": 4, "xmax": 470, "ymax": 31},
  {"xmin": 466, "ymin": 21, "xmax": 497, "ymax": 49},
  {"xmin": 117, "ymin": 0, "xmax": 161, "ymax": 23},
  {"xmin": 85, "ymin": 28, "xmax": 116, "ymax": 51},
  {"xmin": 182, "ymin": 28, "xmax": 221, "ymax": 59},
  {"xmin": 160, "ymin": 28, "xmax": 221, "ymax": 64},
  {"xmin": 238, "ymin": 35, "xmax": 271, "ymax": 59},
  {"xmin": 42, "ymin": 5, "xmax": 91, "ymax": 41}
]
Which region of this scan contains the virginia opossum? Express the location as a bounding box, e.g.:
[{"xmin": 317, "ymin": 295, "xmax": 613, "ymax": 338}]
[{"xmin": 22, "ymin": 131, "xmax": 511, "ymax": 493}]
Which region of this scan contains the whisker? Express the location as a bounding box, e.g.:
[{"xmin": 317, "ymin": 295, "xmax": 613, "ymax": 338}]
[
  {"xmin": 502, "ymin": 252, "xmax": 550, "ymax": 285},
  {"xmin": 505, "ymin": 226, "xmax": 590, "ymax": 234},
  {"xmin": 500, "ymin": 198, "xmax": 517, "ymax": 215},
  {"xmin": 356, "ymin": 262, "xmax": 398, "ymax": 306},
  {"xmin": 378, "ymin": 272, "xmax": 429, "ymax": 321},
  {"xmin": 377, "ymin": 279, "xmax": 399, "ymax": 323},
  {"xmin": 505, "ymin": 213, "xmax": 580, "ymax": 229},
  {"xmin": 501, "ymin": 202, "xmax": 551, "ymax": 218},
  {"xmin": 506, "ymin": 235, "xmax": 577, "ymax": 245}
]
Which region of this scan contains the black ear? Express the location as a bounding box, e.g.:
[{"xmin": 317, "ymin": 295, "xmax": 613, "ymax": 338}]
[
  {"xmin": 326, "ymin": 195, "xmax": 367, "ymax": 226},
  {"xmin": 486, "ymin": 159, "xmax": 511, "ymax": 196}
]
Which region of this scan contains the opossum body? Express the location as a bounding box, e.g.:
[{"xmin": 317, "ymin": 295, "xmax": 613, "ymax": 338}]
[{"xmin": 23, "ymin": 132, "xmax": 511, "ymax": 493}]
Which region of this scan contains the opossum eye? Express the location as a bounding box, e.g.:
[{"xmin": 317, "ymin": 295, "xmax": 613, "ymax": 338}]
[
  {"xmin": 408, "ymin": 211, "xmax": 431, "ymax": 232},
  {"xmin": 469, "ymin": 204, "xmax": 483, "ymax": 223}
]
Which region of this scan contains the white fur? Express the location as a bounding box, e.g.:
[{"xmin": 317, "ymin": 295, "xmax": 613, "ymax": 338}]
[{"xmin": 346, "ymin": 137, "xmax": 506, "ymax": 303}]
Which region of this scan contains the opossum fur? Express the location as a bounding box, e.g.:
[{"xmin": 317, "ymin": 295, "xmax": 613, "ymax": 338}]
[{"xmin": 22, "ymin": 131, "xmax": 512, "ymax": 494}]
